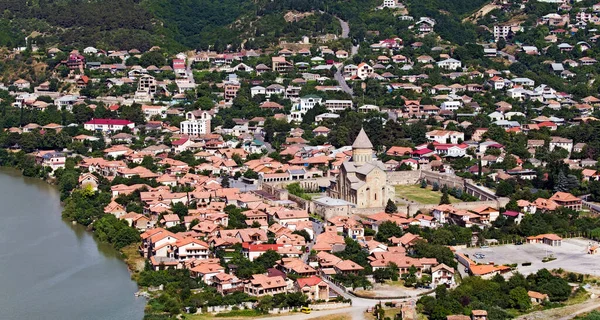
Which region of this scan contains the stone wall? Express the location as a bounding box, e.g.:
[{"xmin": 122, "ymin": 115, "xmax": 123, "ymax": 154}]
[
  {"xmin": 288, "ymin": 193, "xmax": 312, "ymax": 211},
  {"xmin": 401, "ymin": 198, "xmax": 510, "ymax": 217},
  {"xmin": 420, "ymin": 170, "xmax": 464, "ymax": 189},
  {"xmin": 260, "ymin": 182, "xmax": 288, "ymax": 201},
  {"xmin": 350, "ymin": 206, "xmax": 386, "ymax": 215},
  {"xmin": 272, "ymin": 177, "xmax": 332, "ymax": 191},
  {"xmin": 387, "ymin": 170, "xmax": 422, "ymax": 185}
]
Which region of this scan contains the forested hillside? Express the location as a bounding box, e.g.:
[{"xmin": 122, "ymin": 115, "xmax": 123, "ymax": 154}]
[{"xmin": 0, "ymin": 0, "xmax": 491, "ymax": 51}]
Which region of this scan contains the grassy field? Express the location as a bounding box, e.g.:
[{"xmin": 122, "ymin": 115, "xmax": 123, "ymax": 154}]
[
  {"xmin": 365, "ymin": 307, "xmax": 402, "ymax": 320},
  {"xmin": 395, "ymin": 185, "xmax": 460, "ymax": 205}
]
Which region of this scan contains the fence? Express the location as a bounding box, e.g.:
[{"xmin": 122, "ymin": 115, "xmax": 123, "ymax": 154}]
[
  {"xmin": 350, "ymin": 288, "xmax": 435, "ymax": 300},
  {"xmin": 309, "ymin": 302, "xmax": 352, "ymax": 310},
  {"xmin": 197, "ymin": 301, "xmax": 351, "ymax": 315},
  {"xmin": 201, "ymin": 302, "xmax": 255, "ymax": 313}
]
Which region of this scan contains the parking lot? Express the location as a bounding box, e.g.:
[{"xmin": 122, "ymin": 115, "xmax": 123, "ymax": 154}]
[{"xmin": 456, "ymin": 238, "xmax": 600, "ymax": 276}]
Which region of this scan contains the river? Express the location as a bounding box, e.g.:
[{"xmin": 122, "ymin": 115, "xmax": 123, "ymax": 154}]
[{"xmin": 0, "ymin": 169, "xmax": 145, "ymax": 320}]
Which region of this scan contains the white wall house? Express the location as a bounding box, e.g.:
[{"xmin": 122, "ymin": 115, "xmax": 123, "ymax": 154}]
[
  {"xmin": 289, "ymin": 95, "xmax": 323, "ymax": 122},
  {"xmin": 180, "ymin": 110, "xmax": 212, "ymax": 135}
]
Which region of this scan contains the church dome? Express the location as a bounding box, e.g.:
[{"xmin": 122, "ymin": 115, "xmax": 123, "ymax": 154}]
[{"xmin": 352, "ymin": 128, "xmax": 373, "ymax": 149}]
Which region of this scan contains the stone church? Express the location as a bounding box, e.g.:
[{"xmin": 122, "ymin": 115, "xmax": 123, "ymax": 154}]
[{"xmin": 328, "ymin": 128, "xmax": 395, "ymax": 208}]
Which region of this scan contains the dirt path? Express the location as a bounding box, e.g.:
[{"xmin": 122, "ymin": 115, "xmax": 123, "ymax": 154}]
[
  {"xmin": 462, "ymin": 3, "xmax": 500, "ymax": 23},
  {"xmin": 515, "ymin": 298, "xmax": 600, "ymax": 320}
]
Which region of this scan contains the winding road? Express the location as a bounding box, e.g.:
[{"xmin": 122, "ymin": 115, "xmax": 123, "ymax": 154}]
[{"xmin": 334, "ymin": 16, "xmax": 357, "ymax": 96}]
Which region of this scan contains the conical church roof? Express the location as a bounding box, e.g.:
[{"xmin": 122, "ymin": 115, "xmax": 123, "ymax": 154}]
[{"xmin": 352, "ymin": 128, "xmax": 373, "ymax": 149}]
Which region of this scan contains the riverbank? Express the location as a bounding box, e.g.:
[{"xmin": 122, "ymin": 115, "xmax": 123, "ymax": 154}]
[{"xmin": 0, "ymin": 168, "xmax": 145, "ymax": 320}]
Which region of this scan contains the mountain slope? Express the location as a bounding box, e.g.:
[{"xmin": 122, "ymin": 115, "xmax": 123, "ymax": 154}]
[{"xmin": 0, "ymin": 0, "xmax": 491, "ymax": 51}]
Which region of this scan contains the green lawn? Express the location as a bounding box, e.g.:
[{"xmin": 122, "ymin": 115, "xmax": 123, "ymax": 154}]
[{"xmin": 395, "ymin": 185, "xmax": 460, "ymax": 205}]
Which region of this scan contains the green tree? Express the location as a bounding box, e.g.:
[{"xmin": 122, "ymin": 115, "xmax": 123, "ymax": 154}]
[
  {"xmin": 375, "ymin": 221, "xmax": 403, "ymax": 242},
  {"xmin": 509, "ymin": 287, "xmax": 532, "ymax": 311},
  {"xmin": 496, "ymin": 180, "xmax": 515, "ymax": 197},
  {"xmin": 440, "ymin": 188, "xmax": 451, "ymax": 205},
  {"xmin": 221, "ymin": 174, "xmax": 230, "ymax": 188},
  {"xmin": 254, "ymin": 250, "xmax": 281, "ymax": 270},
  {"xmin": 385, "ymin": 199, "xmax": 398, "ymax": 213},
  {"xmin": 243, "ymin": 169, "xmax": 259, "ymax": 180}
]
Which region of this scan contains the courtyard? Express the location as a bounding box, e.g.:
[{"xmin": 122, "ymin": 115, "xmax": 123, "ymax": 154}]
[
  {"xmin": 456, "ymin": 238, "xmax": 600, "ymax": 276},
  {"xmin": 395, "ymin": 184, "xmax": 460, "ymax": 205}
]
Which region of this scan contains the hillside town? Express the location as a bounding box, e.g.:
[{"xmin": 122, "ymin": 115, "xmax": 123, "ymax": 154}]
[{"xmin": 5, "ymin": 0, "xmax": 600, "ymax": 319}]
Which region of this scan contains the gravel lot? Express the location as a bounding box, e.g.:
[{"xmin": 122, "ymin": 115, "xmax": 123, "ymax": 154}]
[{"xmin": 456, "ymin": 238, "xmax": 600, "ymax": 276}]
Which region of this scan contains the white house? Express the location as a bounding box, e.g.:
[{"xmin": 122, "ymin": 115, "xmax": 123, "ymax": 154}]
[
  {"xmin": 180, "ymin": 110, "xmax": 212, "ymax": 136},
  {"xmin": 250, "ymin": 86, "xmax": 266, "ymax": 97},
  {"xmin": 431, "ymin": 264, "xmax": 455, "ymax": 287},
  {"xmin": 54, "ymin": 95, "xmax": 79, "ymax": 111},
  {"xmin": 488, "ymin": 111, "xmax": 505, "ymax": 122},
  {"xmin": 356, "ymin": 63, "xmax": 374, "ymax": 79},
  {"xmin": 494, "ymin": 25, "xmax": 511, "ymax": 40},
  {"xmin": 84, "ymin": 119, "xmax": 135, "ymax": 133},
  {"xmin": 289, "ymin": 95, "xmax": 323, "ymax": 122},
  {"xmin": 426, "ymin": 130, "xmax": 465, "ymax": 144},
  {"xmin": 440, "ymin": 101, "xmax": 462, "ymax": 111},
  {"xmin": 437, "ymin": 58, "xmax": 462, "ymax": 70},
  {"xmin": 549, "ymin": 137, "xmax": 573, "ymax": 153},
  {"xmin": 325, "ymin": 100, "xmax": 353, "ymax": 113}
]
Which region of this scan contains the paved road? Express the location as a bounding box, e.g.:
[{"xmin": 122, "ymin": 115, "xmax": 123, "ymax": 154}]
[
  {"xmin": 333, "ymin": 16, "xmax": 357, "ymax": 96},
  {"xmin": 254, "ymin": 132, "xmax": 274, "ymax": 153},
  {"xmin": 302, "ymin": 220, "xmax": 323, "ymax": 263},
  {"xmin": 498, "ymin": 51, "xmax": 516, "ymax": 63},
  {"xmin": 334, "ymin": 67, "xmax": 354, "ymax": 96}
]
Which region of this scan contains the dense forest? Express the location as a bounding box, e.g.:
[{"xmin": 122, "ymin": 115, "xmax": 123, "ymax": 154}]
[{"xmin": 0, "ymin": 0, "xmax": 492, "ymax": 51}]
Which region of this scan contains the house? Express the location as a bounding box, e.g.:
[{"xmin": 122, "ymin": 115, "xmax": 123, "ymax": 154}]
[
  {"xmin": 34, "ymin": 151, "xmax": 66, "ymax": 172},
  {"xmin": 387, "ymin": 146, "xmax": 413, "ymax": 157},
  {"xmin": 431, "ymin": 264, "xmax": 455, "ymax": 287},
  {"xmin": 356, "ymin": 63, "xmax": 374, "ymax": 80},
  {"xmin": 494, "ymin": 25, "xmax": 511, "ymax": 40},
  {"xmin": 244, "ymin": 274, "xmax": 287, "ymax": 297},
  {"xmin": 242, "ymin": 243, "xmax": 282, "ymax": 261},
  {"xmin": 295, "ymin": 276, "xmax": 330, "ymax": 301},
  {"xmin": 426, "ymin": 130, "xmax": 464, "ymax": 144},
  {"xmin": 549, "ymin": 192, "xmax": 582, "ymax": 211},
  {"xmin": 472, "ymin": 310, "xmax": 488, "ymax": 320},
  {"xmin": 213, "ymin": 273, "xmax": 244, "ymax": 295},
  {"xmin": 415, "ymin": 17, "xmax": 435, "ymax": 34},
  {"xmin": 528, "ymin": 291, "xmax": 549, "ymax": 305},
  {"xmin": 13, "ymin": 79, "xmax": 31, "ymax": 90},
  {"xmin": 174, "ymin": 238, "xmax": 210, "ymax": 261},
  {"xmin": 526, "ymin": 234, "xmax": 562, "ymax": 246},
  {"xmin": 160, "ymin": 214, "xmax": 181, "ymax": 228},
  {"xmin": 549, "ymin": 137, "xmax": 573, "ymax": 153},
  {"xmin": 312, "ymin": 126, "xmax": 330, "ymax": 136},
  {"xmin": 54, "ymin": 95, "xmax": 79, "ymax": 111},
  {"xmin": 78, "ymin": 173, "xmax": 99, "ymax": 191},
  {"xmin": 487, "ymin": 76, "xmax": 507, "ymax": 90},
  {"xmin": 437, "ymin": 58, "xmax": 462, "ymax": 71},
  {"xmin": 104, "ymin": 200, "xmax": 126, "ymax": 218},
  {"xmin": 180, "ymin": 110, "xmax": 212, "ymax": 136},
  {"xmin": 84, "ymin": 119, "xmax": 135, "ymax": 133},
  {"xmin": 272, "ymin": 56, "xmax": 293, "ymax": 73},
  {"xmin": 272, "ymin": 209, "xmax": 309, "ymax": 224}
]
